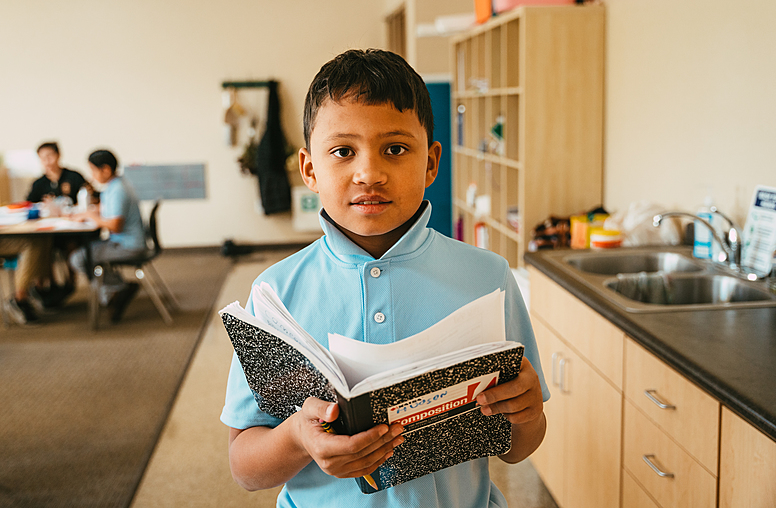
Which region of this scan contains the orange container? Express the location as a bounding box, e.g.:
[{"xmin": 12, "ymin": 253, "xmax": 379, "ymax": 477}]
[
  {"xmin": 475, "ymin": 0, "xmax": 493, "ymax": 24},
  {"xmin": 494, "ymin": 0, "xmax": 575, "ymax": 14}
]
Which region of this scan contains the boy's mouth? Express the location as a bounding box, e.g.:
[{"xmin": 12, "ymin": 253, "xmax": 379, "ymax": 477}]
[
  {"xmin": 351, "ymin": 195, "xmax": 390, "ymax": 206},
  {"xmin": 351, "ymin": 195, "xmax": 391, "ymax": 213}
]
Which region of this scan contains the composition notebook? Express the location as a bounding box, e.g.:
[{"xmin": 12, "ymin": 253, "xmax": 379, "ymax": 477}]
[{"xmin": 219, "ymin": 282, "xmax": 524, "ymax": 494}]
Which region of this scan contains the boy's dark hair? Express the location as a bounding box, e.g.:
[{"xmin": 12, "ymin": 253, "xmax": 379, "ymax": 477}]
[
  {"xmin": 303, "ymin": 48, "xmax": 434, "ymax": 149},
  {"xmin": 88, "ymin": 149, "xmax": 118, "ymax": 174},
  {"xmin": 37, "ymin": 141, "xmax": 60, "ymax": 155}
]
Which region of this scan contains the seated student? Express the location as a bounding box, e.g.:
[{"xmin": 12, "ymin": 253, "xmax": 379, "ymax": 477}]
[
  {"xmin": 26, "ymin": 142, "xmax": 88, "ymax": 307},
  {"xmin": 28, "ymin": 141, "xmax": 87, "ymax": 205},
  {"xmin": 69, "ymin": 149, "xmax": 146, "ymax": 323},
  {"xmin": 221, "ymin": 49, "xmax": 549, "ymax": 508},
  {"xmin": 0, "ymin": 237, "xmax": 52, "ymax": 324}
]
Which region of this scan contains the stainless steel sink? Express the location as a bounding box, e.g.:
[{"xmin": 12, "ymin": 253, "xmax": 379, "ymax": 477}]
[
  {"xmin": 605, "ymin": 273, "xmax": 776, "ymax": 306},
  {"xmin": 565, "ymin": 251, "xmax": 704, "ymax": 275},
  {"xmin": 540, "ymin": 247, "xmax": 776, "ymax": 313}
]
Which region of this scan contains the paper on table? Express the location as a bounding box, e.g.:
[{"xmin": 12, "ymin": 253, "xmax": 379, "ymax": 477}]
[{"xmin": 328, "ymin": 289, "xmax": 505, "ymax": 387}]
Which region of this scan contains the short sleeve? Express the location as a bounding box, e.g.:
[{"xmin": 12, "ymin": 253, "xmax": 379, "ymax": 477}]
[
  {"xmin": 100, "ymin": 180, "xmax": 129, "ymax": 220},
  {"xmin": 504, "ymin": 268, "xmax": 551, "ymax": 402},
  {"xmin": 220, "ymin": 286, "xmax": 284, "ymax": 430}
]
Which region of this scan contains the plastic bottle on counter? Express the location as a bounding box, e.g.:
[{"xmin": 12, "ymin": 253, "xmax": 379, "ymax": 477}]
[{"xmin": 693, "ymin": 193, "xmax": 714, "ymax": 260}]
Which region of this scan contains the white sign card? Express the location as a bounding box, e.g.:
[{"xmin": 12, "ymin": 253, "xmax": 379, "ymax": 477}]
[{"xmin": 741, "ymin": 185, "xmax": 776, "ymax": 276}]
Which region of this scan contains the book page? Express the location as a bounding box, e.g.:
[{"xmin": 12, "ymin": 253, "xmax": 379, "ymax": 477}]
[{"xmin": 328, "ymin": 290, "xmax": 505, "ymax": 388}]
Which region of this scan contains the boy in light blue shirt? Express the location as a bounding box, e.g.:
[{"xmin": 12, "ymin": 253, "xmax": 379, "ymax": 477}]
[
  {"xmin": 221, "ymin": 49, "xmax": 549, "ymax": 508},
  {"xmin": 70, "ymin": 149, "xmax": 146, "ymax": 322}
]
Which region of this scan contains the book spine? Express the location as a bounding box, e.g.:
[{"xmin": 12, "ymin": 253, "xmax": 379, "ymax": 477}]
[{"xmin": 334, "ymin": 392, "xmax": 375, "ymax": 435}]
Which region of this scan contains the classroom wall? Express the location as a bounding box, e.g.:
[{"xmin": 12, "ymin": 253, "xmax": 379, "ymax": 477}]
[
  {"xmin": 604, "ymin": 0, "xmax": 776, "ymax": 223},
  {"xmin": 0, "ymin": 0, "xmax": 384, "ymax": 247}
]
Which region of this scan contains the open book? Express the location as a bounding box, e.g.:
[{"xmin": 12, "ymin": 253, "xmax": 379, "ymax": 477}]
[{"xmin": 219, "ymin": 282, "xmax": 524, "ymax": 494}]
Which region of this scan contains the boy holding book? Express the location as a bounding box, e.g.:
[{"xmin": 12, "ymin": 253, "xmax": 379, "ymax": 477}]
[{"xmin": 221, "ymin": 49, "xmax": 549, "ymax": 508}]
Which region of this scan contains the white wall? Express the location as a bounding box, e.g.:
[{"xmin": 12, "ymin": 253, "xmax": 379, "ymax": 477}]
[
  {"xmin": 605, "ymin": 0, "xmax": 776, "ymax": 223},
  {"xmin": 0, "ymin": 0, "xmax": 384, "ymax": 247}
]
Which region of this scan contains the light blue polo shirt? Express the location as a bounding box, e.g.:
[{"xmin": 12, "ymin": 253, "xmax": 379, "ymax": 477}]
[
  {"xmin": 221, "ymin": 202, "xmax": 550, "ymax": 508},
  {"xmin": 101, "ymin": 176, "xmax": 145, "ymax": 250}
]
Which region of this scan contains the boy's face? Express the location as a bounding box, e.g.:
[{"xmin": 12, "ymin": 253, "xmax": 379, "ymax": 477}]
[
  {"xmin": 300, "ymin": 98, "xmax": 440, "ymax": 241},
  {"xmin": 38, "ymin": 148, "xmax": 60, "ymax": 173},
  {"xmin": 88, "ymin": 163, "xmax": 112, "ymax": 184}
]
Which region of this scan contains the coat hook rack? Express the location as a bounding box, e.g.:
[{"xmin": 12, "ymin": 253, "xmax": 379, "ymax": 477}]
[{"xmin": 221, "ymin": 80, "xmax": 274, "ymax": 89}]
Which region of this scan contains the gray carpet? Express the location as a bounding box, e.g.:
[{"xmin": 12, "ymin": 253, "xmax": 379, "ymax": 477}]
[{"xmin": 0, "ymin": 250, "xmax": 232, "ymax": 508}]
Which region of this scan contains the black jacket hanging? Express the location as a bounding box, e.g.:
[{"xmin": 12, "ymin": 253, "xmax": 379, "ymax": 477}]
[{"xmin": 254, "ymin": 80, "xmax": 291, "ymax": 215}]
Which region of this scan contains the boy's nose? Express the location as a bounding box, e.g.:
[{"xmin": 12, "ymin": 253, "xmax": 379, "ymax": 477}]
[{"xmin": 353, "ymin": 154, "xmax": 388, "ymax": 186}]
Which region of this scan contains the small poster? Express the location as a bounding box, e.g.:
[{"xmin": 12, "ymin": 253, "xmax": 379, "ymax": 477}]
[{"xmin": 741, "ymin": 185, "xmax": 776, "ymax": 276}]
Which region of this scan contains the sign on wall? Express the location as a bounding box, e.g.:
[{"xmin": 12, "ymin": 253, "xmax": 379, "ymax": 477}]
[{"xmin": 123, "ymin": 163, "xmax": 207, "ymax": 201}]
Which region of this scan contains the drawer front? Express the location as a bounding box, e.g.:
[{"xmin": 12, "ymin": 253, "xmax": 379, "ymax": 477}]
[
  {"xmin": 529, "ymin": 267, "xmax": 623, "ymax": 390},
  {"xmin": 625, "ymin": 338, "xmax": 719, "ymax": 472},
  {"xmin": 624, "ymin": 400, "xmax": 717, "ymax": 508},
  {"xmin": 622, "ymin": 469, "xmax": 661, "ymax": 508}
]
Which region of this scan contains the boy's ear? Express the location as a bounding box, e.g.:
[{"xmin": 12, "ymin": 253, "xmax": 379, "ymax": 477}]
[
  {"xmin": 425, "ymin": 141, "xmax": 442, "ymax": 188},
  {"xmin": 299, "ymin": 148, "xmax": 319, "ymax": 193}
]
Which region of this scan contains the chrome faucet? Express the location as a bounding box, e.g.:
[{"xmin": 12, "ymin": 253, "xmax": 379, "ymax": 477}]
[
  {"xmin": 652, "ymin": 212, "xmax": 737, "ymax": 266},
  {"xmin": 709, "ymin": 206, "xmax": 743, "ymax": 268}
]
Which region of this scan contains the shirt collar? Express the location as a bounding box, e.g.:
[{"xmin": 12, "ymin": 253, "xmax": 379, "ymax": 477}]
[{"xmin": 319, "ymin": 201, "xmax": 432, "ymax": 264}]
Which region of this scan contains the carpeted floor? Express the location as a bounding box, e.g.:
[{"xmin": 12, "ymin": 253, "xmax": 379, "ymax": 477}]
[{"xmin": 0, "ymin": 249, "xmax": 232, "ymax": 508}]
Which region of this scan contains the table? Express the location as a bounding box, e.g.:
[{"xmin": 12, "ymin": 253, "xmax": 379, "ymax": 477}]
[{"xmin": 0, "ymin": 214, "xmax": 101, "ymax": 327}]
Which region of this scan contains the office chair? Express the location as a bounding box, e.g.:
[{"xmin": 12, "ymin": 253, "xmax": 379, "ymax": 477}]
[{"xmin": 91, "ymin": 200, "xmax": 179, "ymax": 328}]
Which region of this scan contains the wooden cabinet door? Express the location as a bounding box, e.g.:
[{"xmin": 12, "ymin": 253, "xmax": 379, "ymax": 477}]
[
  {"xmin": 720, "ymin": 407, "xmax": 776, "ymax": 508},
  {"xmin": 530, "ymin": 314, "xmax": 568, "ymax": 506},
  {"xmin": 563, "ymin": 339, "xmax": 622, "ymax": 508}
]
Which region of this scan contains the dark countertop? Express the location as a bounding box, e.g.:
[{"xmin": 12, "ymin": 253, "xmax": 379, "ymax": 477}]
[{"xmin": 525, "ymin": 250, "xmax": 776, "ymax": 442}]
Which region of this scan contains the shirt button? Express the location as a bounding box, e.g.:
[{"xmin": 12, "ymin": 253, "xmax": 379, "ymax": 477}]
[
  {"xmin": 374, "ymin": 312, "xmax": 386, "ymax": 323},
  {"xmin": 370, "ymin": 267, "xmax": 381, "ymax": 278}
]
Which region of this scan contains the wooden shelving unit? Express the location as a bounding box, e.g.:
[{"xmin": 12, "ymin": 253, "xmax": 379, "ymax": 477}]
[{"xmin": 451, "ymin": 5, "xmax": 605, "ymax": 268}]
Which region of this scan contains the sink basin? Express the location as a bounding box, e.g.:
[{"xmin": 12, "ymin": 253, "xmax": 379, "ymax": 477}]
[
  {"xmin": 605, "ymin": 274, "xmax": 776, "ymax": 307},
  {"xmin": 540, "ymin": 247, "xmax": 776, "ymax": 312},
  {"xmin": 565, "ymin": 251, "xmax": 703, "ymax": 275}
]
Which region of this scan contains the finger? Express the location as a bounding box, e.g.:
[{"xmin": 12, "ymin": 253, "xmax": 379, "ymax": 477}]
[
  {"xmin": 301, "ymin": 397, "xmax": 339, "ymax": 423},
  {"xmin": 328, "ymin": 423, "xmax": 403, "ymax": 460},
  {"xmin": 333, "ymin": 432, "xmax": 404, "ymax": 478},
  {"xmin": 477, "ymin": 359, "xmax": 538, "ymax": 406}
]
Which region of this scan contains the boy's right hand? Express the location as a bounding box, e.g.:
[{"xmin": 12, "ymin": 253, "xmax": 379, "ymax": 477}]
[{"xmin": 293, "ymin": 397, "xmax": 404, "ymax": 479}]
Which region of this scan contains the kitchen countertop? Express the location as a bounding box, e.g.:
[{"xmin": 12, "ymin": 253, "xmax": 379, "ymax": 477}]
[{"xmin": 525, "ymin": 250, "xmax": 776, "ymax": 442}]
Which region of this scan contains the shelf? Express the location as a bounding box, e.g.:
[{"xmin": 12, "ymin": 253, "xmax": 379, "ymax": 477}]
[
  {"xmin": 452, "ymin": 87, "xmax": 522, "ymax": 99},
  {"xmin": 453, "ymin": 146, "xmax": 522, "ymax": 169},
  {"xmin": 451, "ymin": 5, "xmax": 604, "ymax": 269},
  {"xmin": 454, "ymin": 199, "xmax": 521, "ymax": 242}
]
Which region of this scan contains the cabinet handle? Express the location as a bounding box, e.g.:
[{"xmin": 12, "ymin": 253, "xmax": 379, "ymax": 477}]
[
  {"xmin": 642, "ymin": 454, "xmax": 674, "ymax": 478},
  {"xmin": 551, "ymin": 352, "xmax": 561, "ymax": 386},
  {"xmin": 558, "ymin": 358, "xmax": 569, "ymax": 394},
  {"xmin": 644, "ymin": 389, "xmax": 676, "ymax": 410}
]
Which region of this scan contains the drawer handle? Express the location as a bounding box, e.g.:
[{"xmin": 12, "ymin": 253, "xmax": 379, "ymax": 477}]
[
  {"xmin": 559, "ymin": 358, "xmax": 569, "ymax": 394},
  {"xmin": 642, "ymin": 454, "xmax": 675, "ymax": 478},
  {"xmin": 551, "ymin": 352, "xmax": 561, "ymax": 386},
  {"xmin": 644, "ymin": 389, "xmax": 676, "ymax": 410}
]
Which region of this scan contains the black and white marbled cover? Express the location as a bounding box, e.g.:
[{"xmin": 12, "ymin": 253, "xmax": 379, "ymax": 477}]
[
  {"xmin": 221, "ymin": 313, "xmax": 337, "ymax": 420},
  {"xmin": 353, "ymin": 345, "xmax": 524, "ymax": 493}
]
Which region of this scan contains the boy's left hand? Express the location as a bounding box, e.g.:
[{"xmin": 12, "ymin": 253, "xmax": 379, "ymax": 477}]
[{"xmin": 476, "ymin": 358, "xmax": 543, "ymax": 425}]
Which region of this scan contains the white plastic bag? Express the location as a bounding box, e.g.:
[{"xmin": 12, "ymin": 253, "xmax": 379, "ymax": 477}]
[{"xmin": 604, "ymin": 201, "xmax": 682, "ymax": 247}]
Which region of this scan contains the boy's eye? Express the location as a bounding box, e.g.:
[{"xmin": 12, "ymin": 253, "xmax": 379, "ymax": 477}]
[
  {"xmin": 332, "ymin": 147, "xmax": 354, "ymax": 158},
  {"xmin": 385, "ymin": 145, "xmax": 407, "ymax": 156}
]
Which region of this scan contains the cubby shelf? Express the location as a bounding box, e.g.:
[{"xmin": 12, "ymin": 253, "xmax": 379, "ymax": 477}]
[{"xmin": 451, "ymin": 5, "xmax": 605, "ymax": 268}]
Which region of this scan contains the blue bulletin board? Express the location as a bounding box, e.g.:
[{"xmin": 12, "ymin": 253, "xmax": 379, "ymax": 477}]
[{"xmin": 123, "ymin": 163, "xmax": 207, "ymax": 201}]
